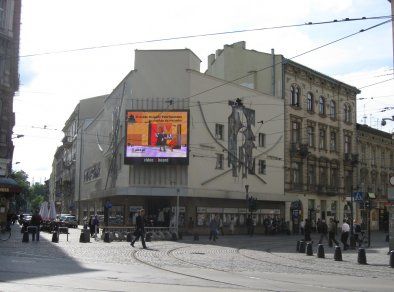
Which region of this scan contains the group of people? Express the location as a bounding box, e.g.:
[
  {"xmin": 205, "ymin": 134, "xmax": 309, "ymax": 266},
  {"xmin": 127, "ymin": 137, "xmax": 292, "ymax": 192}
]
[{"xmin": 301, "ymin": 217, "xmax": 363, "ymax": 250}]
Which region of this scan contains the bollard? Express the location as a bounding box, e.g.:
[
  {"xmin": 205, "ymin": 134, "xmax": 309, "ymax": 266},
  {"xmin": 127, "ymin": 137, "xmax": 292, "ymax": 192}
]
[
  {"xmin": 171, "ymin": 232, "xmax": 177, "ymax": 241},
  {"xmin": 145, "ymin": 232, "xmax": 152, "ymax": 242},
  {"xmin": 104, "ymin": 232, "xmax": 110, "ymax": 243},
  {"xmin": 357, "ymin": 248, "xmax": 367, "ymax": 265},
  {"xmin": 296, "ymin": 240, "xmax": 300, "ymax": 252},
  {"xmin": 306, "ymin": 242, "xmax": 313, "ymax": 256},
  {"xmin": 52, "ymin": 231, "xmax": 59, "ymax": 243},
  {"xmin": 22, "ymin": 231, "xmax": 29, "ymax": 243},
  {"xmin": 390, "ymin": 250, "xmax": 394, "ymax": 268},
  {"xmin": 178, "ymin": 231, "xmax": 183, "ymax": 240},
  {"xmin": 299, "ymin": 241, "xmax": 306, "ymax": 253},
  {"xmin": 334, "ymin": 246, "xmax": 342, "ymax": 261},
  {"xmin": 317, "ymin": 244, "xmax": 325, "ymax": 258},
  {"xmin": 193, "ymin": 233, "xmax": 199, "ymax": 241},
  {"xmin": 126, "ymin": 232, "xmax": 132, "ymax": 242},
  {"xmin": 79, "ymin": 230, "xmax": 86, "ymax": 243}
]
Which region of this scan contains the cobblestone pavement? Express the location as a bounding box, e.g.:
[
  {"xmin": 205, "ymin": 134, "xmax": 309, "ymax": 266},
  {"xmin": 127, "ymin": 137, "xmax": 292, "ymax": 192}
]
[{"xmin": 1, "ymin": 224, "xmax": 393, "ymax": 291}]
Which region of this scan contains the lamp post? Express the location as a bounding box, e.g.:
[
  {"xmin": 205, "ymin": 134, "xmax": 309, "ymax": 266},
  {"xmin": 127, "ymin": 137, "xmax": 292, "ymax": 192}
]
[{"xmin": 245, "ymin": 184, "xmax": 249, "ymax": 211}]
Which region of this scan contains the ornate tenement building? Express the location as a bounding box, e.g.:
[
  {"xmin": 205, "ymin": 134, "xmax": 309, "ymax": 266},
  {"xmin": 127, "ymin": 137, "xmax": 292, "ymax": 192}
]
[
  {"xmin": 206, "ymin": 41, "xmax": 360, "ymax": 230},
  {"xmin": 0, "ymin": 0, "xmax": 21, "ymax": 176},
  {"xmin": 356, "ymin": 124, "xmax": 394, "ymax": 231}
]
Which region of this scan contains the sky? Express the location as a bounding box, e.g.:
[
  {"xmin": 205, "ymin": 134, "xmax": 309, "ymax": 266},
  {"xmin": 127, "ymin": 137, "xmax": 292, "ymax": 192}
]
[{"xmin": 12, "ymin": 0, "xmax": 393, "ymax": 183}]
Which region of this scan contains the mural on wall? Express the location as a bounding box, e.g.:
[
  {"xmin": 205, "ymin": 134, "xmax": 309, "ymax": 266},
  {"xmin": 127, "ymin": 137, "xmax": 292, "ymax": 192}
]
[{"xmin": 228, "ymin": 98, "xmax": 256, "ymax": 178}]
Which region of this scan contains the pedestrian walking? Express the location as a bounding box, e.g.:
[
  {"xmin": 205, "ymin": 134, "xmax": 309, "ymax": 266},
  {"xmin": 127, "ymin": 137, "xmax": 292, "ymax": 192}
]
[
  {"xmin": 218, "ymin": 216, "xmax": 224, "ymax": 235},
  {"xmin": 304, "ymin": 219, "xmax": 312, "ymax": 242},
  {"xmin": 130, "ymin": 209, "xmax": 147, "ymax": 249},
  {"xmin": 209, "ymin": 215, "xmax": 219, "ymax": 241},
  {"xmin": 328, "ymin": 218, "xmax": 339, "ymax": 247},
  {"xmin": 341, "ymin": 219, "xmax": 350, "ymax": 250},
  {"xmin": 92, "ymin": 215, "xmax": 99, "ymax": 238},
  {"xmin": 30, "ymin": 210, "xmax": 42, "ymax": 241},
  {"xmin": 300, "ymin": 219, "xmax": 305, "ymax": 235},
  {"xmin": 229, "ymin": 217, "xmax": 235, "ymax": 235},
  {"xmin": 318, "ymin": 219, "xmax": 329, "ymax": 244},
  {"xmin": 246, "ymin": 215, "xmax": 254, "ymax": 236}
]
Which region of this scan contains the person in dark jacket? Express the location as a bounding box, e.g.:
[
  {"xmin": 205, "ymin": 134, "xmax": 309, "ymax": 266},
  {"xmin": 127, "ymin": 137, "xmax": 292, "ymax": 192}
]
[
  {"xmin": 318, "ymin": 219, "xmax": 329, "ymax": 244},
  {"xmin": 30, "ymin": 210, "xmax": 42, "ymax": 241},
  {"xmin": 304, "ymin": 219, "xmax": 312, "ymax": 242},
  {"xmin": 130, "ymin": 209, "xmax": 147, "ymax": 249}
]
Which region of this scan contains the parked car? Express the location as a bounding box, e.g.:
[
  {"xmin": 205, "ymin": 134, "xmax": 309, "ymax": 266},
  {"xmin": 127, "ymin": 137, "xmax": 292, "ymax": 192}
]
[
  {"xmin": 60, "ymin": 215, "xmax": 78, "ymax": 228},
  {"xmin": 19, "ymin": 213, "xmax": 32, "ymax": 225}
]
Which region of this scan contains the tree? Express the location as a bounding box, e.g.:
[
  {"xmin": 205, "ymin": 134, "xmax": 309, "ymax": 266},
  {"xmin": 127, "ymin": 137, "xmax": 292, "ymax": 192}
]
[{"xmin": 10, "ymin": 170, "xmax": 30, "ymax": 212}]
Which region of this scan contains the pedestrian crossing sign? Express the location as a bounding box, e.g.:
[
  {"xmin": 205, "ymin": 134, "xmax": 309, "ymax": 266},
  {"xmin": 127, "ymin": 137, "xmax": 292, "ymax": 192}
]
[{"xmin": 352, "ymin": 191, "xmax": 364, "ymax": 202}]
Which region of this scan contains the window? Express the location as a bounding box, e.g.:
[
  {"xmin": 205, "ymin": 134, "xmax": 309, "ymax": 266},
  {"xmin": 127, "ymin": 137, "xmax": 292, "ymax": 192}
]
[
  {"xmin": 344, "ymin": 104, "xmax": 352, "ymax": 123},
  {"xmin": 258, "ymin": 133, "xmax": 265, "ymax": 147},
  {"xmin": 319, "ymin": 128, "xmax": 326, "ymax": 150},
  {"xmin": 319, "ymin": 96, "xmax": 325, "ymax": 115},
  {"xmin": 215, "ymin": 124, "xmax": 224, "ymax": 140},
  {"xmin": 291, "ymin": 121, "xmax": 301, "ymax": 144},
  {"xmin": 361, "ymin": 144, "xmax": 366, "ymax": 163},
  {"xmin": 307, "ymin": 164, "xmax": 316, "ymax": 188},
  {"xmin": 258, "ymin": 160, "xmax": 266, "ymax": 174},
  {"xmin": 344, "ymin": 135, "xmax": 351, "ymax": 154},
  {"xmin": 307, "ymin": 126, "xmax": 314, "ymax": 147},
  {"xmin": 330, "ymin": 168, "xmax": 339, "ymax": 188},
  {"xmin": 290, "ymin": 85, "xmax": 300, "ymax": 107},
  {"xmin": 371, "ymin": 147, "xmax": 376, "ymax": 166},
  {"xmin": 216, "ymin": 153, "xmax": 224, "ymax": 169},
  {"xmin": 330, "ymin": 131, "xmax": 337, "ymax": 151},
  {"xmin": 292, "ymin": 162, "xmax": 302, "ymax": 185},
  {"xmin": 381, "ymin": 150, "xmax": 385, "ymax": 167},
  {"xmin": 307, "ymin": 92, "xmax": 314, "ymax": 112},
  {"xmin": 319, "ymin": 165, "xmax": 327, "ymax": 186},
  {"xmin": 330, "ymin": 100, "xmax": 336, "ymax": 119}
]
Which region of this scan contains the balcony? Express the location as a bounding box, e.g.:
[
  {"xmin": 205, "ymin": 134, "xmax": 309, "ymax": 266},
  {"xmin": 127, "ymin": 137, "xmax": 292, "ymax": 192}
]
[
  {"xmin": 317, "ymin": 185, "xmax": 327, "ymax": 194},
  {"xmin": 290, "ymin": 143, "xmax": 309, "ymax": 158},
  {"xmin": 62, "ymin": 135, "xmax": 73, "ymax": 147}
]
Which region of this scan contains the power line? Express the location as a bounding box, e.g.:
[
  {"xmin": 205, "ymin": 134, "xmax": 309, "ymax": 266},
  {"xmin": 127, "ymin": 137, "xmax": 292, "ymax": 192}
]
[
  {"xmin": 185, "ymin": 20, "xmax": 391, "ymax": 101},
  {"xmin": 358, "ymin": 78, "xmax": 394, "ymax": 89},
  {"xmin": 20, "ymin": 15, "xmax": 391, "ymax": 58}
]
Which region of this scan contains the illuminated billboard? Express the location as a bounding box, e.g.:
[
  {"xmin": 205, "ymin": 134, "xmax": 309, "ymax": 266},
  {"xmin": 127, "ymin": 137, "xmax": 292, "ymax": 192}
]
[{"xmin": 125, "ymin": 110, "xmax": 189, "ymax": 165}]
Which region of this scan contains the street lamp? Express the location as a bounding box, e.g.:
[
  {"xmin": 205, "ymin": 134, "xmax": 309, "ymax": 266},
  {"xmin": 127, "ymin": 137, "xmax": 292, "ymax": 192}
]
[{"xmin": 381, "ymin": 116, "xmax": 394, "ymax": 126}]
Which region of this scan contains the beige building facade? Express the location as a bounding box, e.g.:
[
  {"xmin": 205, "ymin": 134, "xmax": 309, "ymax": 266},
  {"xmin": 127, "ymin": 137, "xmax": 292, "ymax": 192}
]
[
  {"xmin": 59, "ymin": 49, "xmax": 285, "ymax": 233},
  {"xmin": 206, "ymin": 41, "xmax": 360, "ymax": 231},
  {"xmin": 356, "ymin": 124, "xmax": 394, "ymax": 231}
]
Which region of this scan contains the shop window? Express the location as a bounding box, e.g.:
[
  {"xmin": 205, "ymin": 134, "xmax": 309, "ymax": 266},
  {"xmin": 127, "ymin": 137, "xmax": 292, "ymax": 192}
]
[{"xmin": 108, "ymin": 205, "xmax": 124, "ymax": 226}]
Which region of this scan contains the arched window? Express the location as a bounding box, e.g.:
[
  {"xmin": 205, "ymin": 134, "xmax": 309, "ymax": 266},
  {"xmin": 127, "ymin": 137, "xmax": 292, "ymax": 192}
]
[
  {"xmin": 344, "ymin": 103, "xmax": 352, "ymax": 123},
  {"xmin": 290, "ymin": 84, "xmax": 300, "ymax": 107},
  {"xmin": 307, "ymin": 92, "xmax": 314, "ymax": 112},
  {"xmin": 330, "ymin": 100, "xmax": 336, "ymax": 118},
  {"xmin": 319, "ymin": 96, "xmax": 325, "ymax": 115}
]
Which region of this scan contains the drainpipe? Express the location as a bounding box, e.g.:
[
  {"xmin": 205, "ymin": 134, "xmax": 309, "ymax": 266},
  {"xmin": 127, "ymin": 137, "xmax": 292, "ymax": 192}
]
[{"xmin": 271, "ymin": 49, "xmax": 276, "ymax": 97}]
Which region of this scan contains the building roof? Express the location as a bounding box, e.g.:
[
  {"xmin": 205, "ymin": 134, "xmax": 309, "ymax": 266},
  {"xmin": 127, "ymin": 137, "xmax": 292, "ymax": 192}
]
[{"xmin": 356, "ymin": 123, "xmax": 393, "ymax": 140}]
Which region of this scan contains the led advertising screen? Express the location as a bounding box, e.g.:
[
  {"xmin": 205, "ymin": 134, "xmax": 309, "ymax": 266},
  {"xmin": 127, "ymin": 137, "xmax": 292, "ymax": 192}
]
[{"xmin": 125, "ymin": 110, "xmax": 189, "ymax": 165}]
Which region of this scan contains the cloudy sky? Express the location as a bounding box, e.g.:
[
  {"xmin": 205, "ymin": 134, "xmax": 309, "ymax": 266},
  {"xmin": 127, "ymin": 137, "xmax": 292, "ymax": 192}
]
[{"xmin": 12, "ymin": 0, "xmax": 393, "ymax": 183}]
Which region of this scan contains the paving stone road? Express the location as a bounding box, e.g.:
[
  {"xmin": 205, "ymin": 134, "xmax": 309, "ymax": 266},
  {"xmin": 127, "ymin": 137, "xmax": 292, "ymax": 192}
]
[{"xmin": 1, "ymin": 224, "xmax": 393, "ymax": 291}]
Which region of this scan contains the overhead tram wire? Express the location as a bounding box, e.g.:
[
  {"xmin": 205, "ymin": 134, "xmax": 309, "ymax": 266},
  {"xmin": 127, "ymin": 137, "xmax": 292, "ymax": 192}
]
[
  {"xmin": 185, "ymin": 19, "xmax": 391, "ymax": 101},
  {"xmin": 20, "ymin": 15, "xmax": 391, "ymax": 58}
]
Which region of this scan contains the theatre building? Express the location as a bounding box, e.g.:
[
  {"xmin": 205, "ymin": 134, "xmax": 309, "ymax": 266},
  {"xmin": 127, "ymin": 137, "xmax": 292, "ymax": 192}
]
[{"xmin": 66, "ymin": 48, "xmax": 286, "ymax": 233}]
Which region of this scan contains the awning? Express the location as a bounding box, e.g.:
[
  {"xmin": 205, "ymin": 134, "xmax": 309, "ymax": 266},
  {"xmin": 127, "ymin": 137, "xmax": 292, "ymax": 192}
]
[{"xmin": 0, "ymin": 177, "xmax": 21, "ymax": 194}]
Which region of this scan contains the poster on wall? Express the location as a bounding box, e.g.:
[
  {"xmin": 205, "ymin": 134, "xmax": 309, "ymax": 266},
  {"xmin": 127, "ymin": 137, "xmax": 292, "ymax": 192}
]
[{"xmin": 125, "ymin": 110, "xmax": 189, "ymax": 165}]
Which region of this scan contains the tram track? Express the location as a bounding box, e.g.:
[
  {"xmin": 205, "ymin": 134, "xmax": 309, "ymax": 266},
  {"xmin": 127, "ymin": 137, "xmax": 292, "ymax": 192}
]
[{"xmin": 131, "ymin": 246, "xmax": 256, "ymax": 290}]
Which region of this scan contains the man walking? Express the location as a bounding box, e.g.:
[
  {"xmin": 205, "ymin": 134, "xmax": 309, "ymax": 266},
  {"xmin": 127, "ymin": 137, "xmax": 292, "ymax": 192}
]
[
  {"xmin": 328, "ymin": 218, "xmax": 339, "ymax": 247},
  {"xmin": 341, "ymin": 219, "xmax": 350, "ymax": 250},
  {"xmin": 318, "ymin": 219, "xmax": 328, "ymax": 244},
  {"xmin": 130, "ymin": 209, "xmax": 147, "ymax": 249}
]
